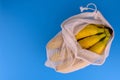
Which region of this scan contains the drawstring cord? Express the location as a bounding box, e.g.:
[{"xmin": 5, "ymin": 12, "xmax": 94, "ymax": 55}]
[
  {"xmin": 80, "ymin": 3, "xmax": 97, "ymax": 13},
  {"xmin": 80, "ymin": 3, "xmax": 98, "ymax": 19}
]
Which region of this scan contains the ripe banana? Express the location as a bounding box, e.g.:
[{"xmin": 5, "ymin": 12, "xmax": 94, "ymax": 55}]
[
  {"xmin": 75, "ymin": 24, "xmax": 105, "ymax": 40},
  {"xmin": 89, "ymin": 36, "xmax": 110, "ymax": 55},
  {"xmin": 93, "ymin": 24, "xmax": 105, "ymax": 28},
  {"xmin": 78, "ymin": 33, "xmax": 106, "ymax": 48},
  {"xmin": 105, "ymin": 28, "xmax": 111, "ymax": 37}
]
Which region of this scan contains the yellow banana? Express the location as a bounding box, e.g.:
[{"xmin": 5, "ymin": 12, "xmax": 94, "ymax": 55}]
[
  {"xmin": 93, "ymin": 24, "xmax": 105, "ymax": 28},
  {"xmin": 105, "ymin": 28, "xmax": 111, "ymax": 37},
  {"xmin": 75, "ymin": 24, "xmax": 105, "ymax": 40},
  {"xmin": 89, "ymin": 36, "xmax": 110, "ymax": 55},
  {"xmin": 78, "ymin": 33, "xmax": 106, "ymax": 49}
]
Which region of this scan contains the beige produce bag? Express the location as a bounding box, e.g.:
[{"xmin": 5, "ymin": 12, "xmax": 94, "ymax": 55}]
[{"xmin": 45, "ymin": 3, "xmax": 114, "ymax": 73}]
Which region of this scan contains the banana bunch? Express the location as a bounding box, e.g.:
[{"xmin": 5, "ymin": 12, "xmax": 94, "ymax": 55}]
[
  {"xmin": 75, "ymin": 24, "xmax": 112, "ymax": 55},
  {"xmin": 47, "ymin": 24, "xmax": 112, "ymax": 73}
]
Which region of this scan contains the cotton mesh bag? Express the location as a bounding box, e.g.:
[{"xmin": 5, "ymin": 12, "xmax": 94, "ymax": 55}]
[{"xmin": 45, "ymin": 3, "xmax": 114, "ymax": 73}]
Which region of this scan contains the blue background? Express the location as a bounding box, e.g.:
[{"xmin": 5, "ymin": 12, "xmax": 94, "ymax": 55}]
[{"xmin": 0, "ymin": 0, "xmax": 120, "ymax": 80}]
